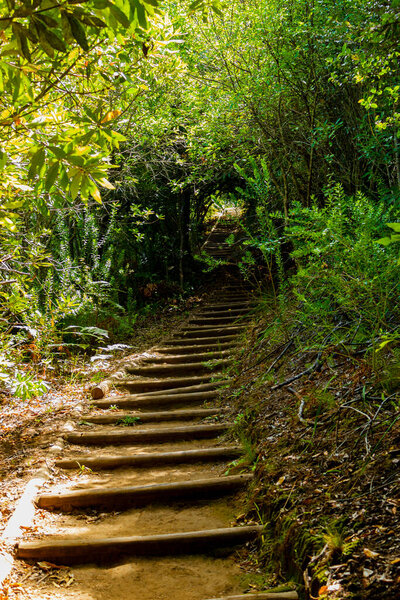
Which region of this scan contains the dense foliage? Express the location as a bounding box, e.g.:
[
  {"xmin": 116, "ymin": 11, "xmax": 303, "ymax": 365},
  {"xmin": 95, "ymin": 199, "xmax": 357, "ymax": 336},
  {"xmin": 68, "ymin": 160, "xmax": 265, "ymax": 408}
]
[{"xmin": 1, "ymin": 0, "xmax": 399, "ymax": 394}]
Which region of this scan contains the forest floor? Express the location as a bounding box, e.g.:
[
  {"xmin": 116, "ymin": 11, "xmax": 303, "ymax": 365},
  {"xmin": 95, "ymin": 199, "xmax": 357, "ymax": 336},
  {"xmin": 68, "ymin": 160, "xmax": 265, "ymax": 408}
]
[
  {"xmin": 1, "ymin": 285, "xmax": 399, "ymax": 600},
  {"xmin": 223, "ymin": 300, "xmax": 400, "ymax": 600}
]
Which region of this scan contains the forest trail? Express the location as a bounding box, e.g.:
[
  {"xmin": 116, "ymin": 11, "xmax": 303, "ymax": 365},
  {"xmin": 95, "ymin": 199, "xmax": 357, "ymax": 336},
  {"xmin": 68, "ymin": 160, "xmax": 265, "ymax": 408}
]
[{"xmin": 12, "ymin": 218, "xmax": 297, "ymax": 600}]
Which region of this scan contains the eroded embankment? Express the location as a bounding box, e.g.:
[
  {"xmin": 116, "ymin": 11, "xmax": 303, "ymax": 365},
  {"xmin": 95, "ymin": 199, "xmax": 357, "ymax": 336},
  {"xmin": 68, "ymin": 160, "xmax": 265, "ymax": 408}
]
[{"xmin": 224, "ymin": 302, "xmax": 400, "ymax": 600}]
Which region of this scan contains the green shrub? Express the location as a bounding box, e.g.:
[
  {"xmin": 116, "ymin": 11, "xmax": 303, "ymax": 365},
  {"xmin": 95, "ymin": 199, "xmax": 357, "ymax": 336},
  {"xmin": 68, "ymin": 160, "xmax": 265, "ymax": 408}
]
[{"xmin": 287, "ymin": 183, "xmax": 400, "ymax": 346}]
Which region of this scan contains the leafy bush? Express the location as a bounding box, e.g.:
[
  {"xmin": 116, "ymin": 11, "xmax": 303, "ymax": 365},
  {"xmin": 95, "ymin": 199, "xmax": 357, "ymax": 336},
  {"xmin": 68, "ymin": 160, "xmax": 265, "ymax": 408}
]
[{"xmin": 287, "ymin": 183, "xmax": 400, "ymax": 345}]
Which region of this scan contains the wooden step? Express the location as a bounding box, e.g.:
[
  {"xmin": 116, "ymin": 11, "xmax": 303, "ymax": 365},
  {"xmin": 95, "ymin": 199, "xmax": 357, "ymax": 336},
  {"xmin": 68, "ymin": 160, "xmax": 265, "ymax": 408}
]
[
  {"xmin": 65, "ymin": 423, "xmax": 231, "ymax": 445},
  {"xmin": 56, "ymin": 446, "xmax": 243, "ymax": 470},
  {"xmin": 132, "ymin": 381, "xmax": 228, "ymax": 396},
  {"xmin": 142, "ymin": 351, "xmax": 231, "ymax": 364},
  {"xmin": 95, "ymin": 380, "xmax": 227, "ymax": 403},
  {"xmin": 156, "ymin": 341, "xmax": 237, "ymax": 353},
  {"xmin": 163, "ymin": 336, "xmax": 238, "ymax": 347},
  {"xmin": 205, "ymin": 593, "xmax": 298, "ymax": 600},
  {"xmin": 209, "ymin": 297, "xmax": 249, "ymax": 302},
  {"xmin": 204, "ymin": 302, "xmax": 252, "ymax": 310},
  {"xmin": 197, "ymin": 309, "xmax": 249, "ymax": 317},
  {"xmin": 125, "ymin": 359, "xmax": 231, "ymax": 376},
  {"xmin": 81, "ymin": 407, "xmax": 222, "ymax": 424},
  {"xmin": 16, "ymin": 525, "xmax": 262, "ymax": 564},
  {"xmin": 178, "ymin": 326, "xmax": 245, "ymax": 339},
  {"xmin": 91, "ymin": 390, "xmax": 218, "ymax": 410},
  {"xmin": 36, "ymin": 474, "xmax": 253, "ymax": 511},
  {"xmin": 189, "ymin": 317, "xmax": 245, "ymax": 326},
  {"xmin": 113, "ymin": 374, "xmax": 216, "ymax": 393}
]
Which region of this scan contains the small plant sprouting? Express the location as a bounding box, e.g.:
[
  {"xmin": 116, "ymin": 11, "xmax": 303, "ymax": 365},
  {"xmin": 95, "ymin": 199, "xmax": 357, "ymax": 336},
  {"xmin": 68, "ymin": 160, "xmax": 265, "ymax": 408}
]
[
  {"xmin": 116, "ymin": 416, "xmax": 141, "ymax": 426},
  {"xmin": 77, "ymin": 463, "xmax": 93, "ymax": 475},
  {"xmin": 109, "ymin": 404, "xmax": 118, "ymax": 411}
]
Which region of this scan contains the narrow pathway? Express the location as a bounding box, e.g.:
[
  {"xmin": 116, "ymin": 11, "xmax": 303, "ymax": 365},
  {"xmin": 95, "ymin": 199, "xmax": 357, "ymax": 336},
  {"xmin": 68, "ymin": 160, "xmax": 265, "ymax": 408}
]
[{"xmin": 15, "ymin": 219, "xmax": 297, "ymax": 600}]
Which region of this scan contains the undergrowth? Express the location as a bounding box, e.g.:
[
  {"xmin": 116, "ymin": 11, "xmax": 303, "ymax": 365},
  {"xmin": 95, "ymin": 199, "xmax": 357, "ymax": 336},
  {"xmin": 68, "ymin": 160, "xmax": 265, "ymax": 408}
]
[{"xmin": 226, "ymin": 290, "xmax": 400, "ymax": 599}]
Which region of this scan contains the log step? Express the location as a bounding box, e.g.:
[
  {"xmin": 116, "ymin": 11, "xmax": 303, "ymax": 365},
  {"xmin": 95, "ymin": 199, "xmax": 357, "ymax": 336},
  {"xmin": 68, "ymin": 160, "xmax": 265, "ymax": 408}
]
[
  {"xmin": 206, "ymin": 246, "xmax": 232, "ymax": 250},
  {"xmin": 142, "ymin": 351, "xmax": 231, "ymax": 364},
  {"xmin": 133, "ymin": 380, "xmax": 228, "ymax": 396},
  {"xmin": 91, "ymin": 391, "xmax": 218, "ymax": 410},
  {"xmin": 155, "ymin": 342, "xmax": 236, "ymax": 353},
  {"xmin": 125, "ymin": 359, "xmax": 231, "ymax": 376},
  {"xmin": 163, "ymin": 336, "xmax": 238, "ymax": 347},
  {"xmin": 36, "ymin": 474, "xmax": 253, "ymax": 511},
  {"xmin": 189, "ymin": 317, "xmax": 245, "ymax": 325},
  {"xmin": 178, "ymin": 326, "xmax": 244, "ymax": 338},
  {"xmin": 196, "ymin": 309, "xmax": 250, "ymax": 316},
  {"xmin": 182, "ymin": 323, "xmax": 244, "ymax": 330},
  {"xmin": 209, "ymin": 297, "xmax": 249, "ymax": 302},
  {"xmin": 16, "ymin": 525, "xmax": 262, "ymax": 564},
  {"xmin": 205, "ymin": 593, "xmax": 298, "ymax": 600},
  {"xmin": 81, "ymin": 407, "xmax": 222, "ymax": 424},
  {"xmin": 212, "ymin": 291, "xmax": 250, "ymax": 295},
  {"xmin": 204, "ymin": 303, "xmax": 252, "ymax": 310},
  {"xmin": 55, "ymin": 446, "xmax": 243, "ymax": 470},
  {"xmin": 92, "ymin": 379, "xmax": 227, "ymax": 408},
  {"xmin": 65, "ymin": 423, "xmax": 231, "ymax": 446},
  {"xmin": 113, "ymin": 374, "xmax": 216, "ymax": 393}
]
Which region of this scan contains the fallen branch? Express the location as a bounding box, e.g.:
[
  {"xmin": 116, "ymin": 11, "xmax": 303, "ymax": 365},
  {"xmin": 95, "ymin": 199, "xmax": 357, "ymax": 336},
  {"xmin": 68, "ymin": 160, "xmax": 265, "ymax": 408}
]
[
  {"xmin": 265, "ymin": 340, "xmax": 294, "ymax": 376},
  {"xmin": 271, "ymin": 358, "xmax": 320, "ymax": 390}
]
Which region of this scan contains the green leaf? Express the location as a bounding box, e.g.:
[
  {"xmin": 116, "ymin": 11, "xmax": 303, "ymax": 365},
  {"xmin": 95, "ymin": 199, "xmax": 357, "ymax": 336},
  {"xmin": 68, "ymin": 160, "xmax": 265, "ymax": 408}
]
[
  {"xmin": 98, "ymin": 177, "xmax": 115, "ymax": 189},
  {"xmin": 387, "ymin": 223, "xmax": 400, "ymax": 232},
  {"xmin": 12, "ymin": 23, "xmax": 31, "ymax": 61},
  {"xmin": 85, "ymin": 16, "xmax": 107, "ymax": 28},
  {"xmin": 35, "ymin": 22, "xmax": 55, "ymax": 57},
  {"xmin": 45, "ymin": 161, "xmax": 59, "ymax": 191},
  {"xmin": 0, "ymin": 216, "xmax": 17, "ymax": 231},
  {"xmin": 131, "ymin": 0, "xmax": 148, "ymax": 28},
  {"xmin": 48, "ymin": 146, "xmax": 66, "ymax": 159},
  {"xmin": 61, "ymin": 11, "xmax": 74, "ymax": 44},
  {"xmin": 28, "ymin": 20, "xmax": 39, "ymax": 43},
  {"xmin": 43, "ymin": 28, "xmax": 67, "ymax": 52},
  {"xmin": 189, "ymin": 0, "xmax": 204, "ymax": 11},
  {"xmin": 79, "ymin": 173, "xmax": 90, "ymax": 200},
  {"xmin": 2, "ymin": 199, "xmax": 24, "ymax": 209},
  {"xmin": 70, "ymin": 171, "xmax": 82, "ymax": 199},
  {"xmin": 28, "ymin": 148, "xmax": 45, "ymax": 180},
  {"xmin": 93, "ymin": 0, "xmax": 112, "ymax": 8},
  {"xmin": 109, "ymin": 4, "xmax": 131, "ymax": 28},
  {"xmin": 35, "ymin": 14, "xmax": 58, "ymax": 28},
  {"xmin": 67, "ymin": 14, "xmax": 89, "ymax": 51},
  {"xmin": 211, "ymin": 1, "xmax": 223, "ymax": 17},
  {"xmin": 110, "ymin": 130, "xmax": 127, "ymax": 141},
  {"xmin": 0, "ymin": 19, "xmax": 12, "ymax": 32},
  {"xmin": 91, "ymin": 184, "xmax": 102, "ymax": 203},
  {"xmin": 10, "ymin": 73, "xmax": 20, "ymax": 104}
]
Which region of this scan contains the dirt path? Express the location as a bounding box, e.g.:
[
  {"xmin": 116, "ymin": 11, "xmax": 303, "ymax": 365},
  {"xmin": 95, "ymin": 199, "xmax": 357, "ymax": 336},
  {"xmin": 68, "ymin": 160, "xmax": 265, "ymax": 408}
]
[{"xmin": 7, "ymin": 220, "xmax": 297, "ymax": 600}]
